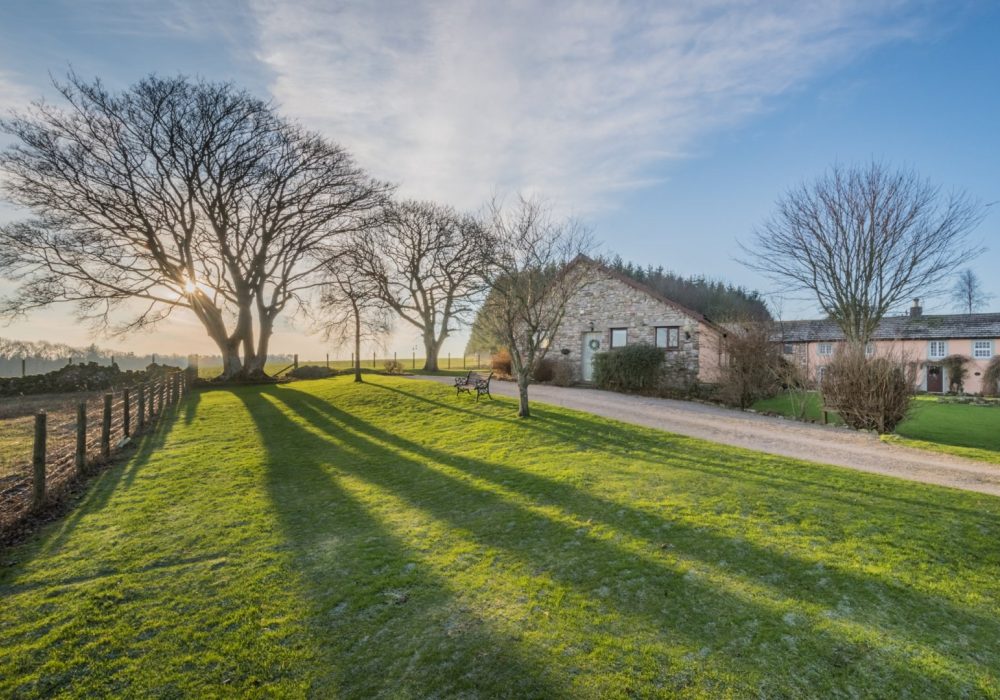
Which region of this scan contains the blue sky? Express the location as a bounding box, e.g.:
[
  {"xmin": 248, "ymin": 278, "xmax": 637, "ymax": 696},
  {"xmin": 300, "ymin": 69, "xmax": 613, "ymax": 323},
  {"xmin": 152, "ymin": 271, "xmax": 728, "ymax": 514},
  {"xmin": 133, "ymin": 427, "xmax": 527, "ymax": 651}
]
[{"xmin": 0, "ymin": 0, "xmax": 997, "ymax": 358}]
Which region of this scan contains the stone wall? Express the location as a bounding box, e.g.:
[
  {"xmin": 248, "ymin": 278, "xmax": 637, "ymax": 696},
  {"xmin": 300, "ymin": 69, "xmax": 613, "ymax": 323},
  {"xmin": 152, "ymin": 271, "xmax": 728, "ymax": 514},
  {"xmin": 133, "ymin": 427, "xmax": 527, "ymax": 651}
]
[{"xmin": 549, "ymin": 264, "xmax": 707, "ymax": 381}]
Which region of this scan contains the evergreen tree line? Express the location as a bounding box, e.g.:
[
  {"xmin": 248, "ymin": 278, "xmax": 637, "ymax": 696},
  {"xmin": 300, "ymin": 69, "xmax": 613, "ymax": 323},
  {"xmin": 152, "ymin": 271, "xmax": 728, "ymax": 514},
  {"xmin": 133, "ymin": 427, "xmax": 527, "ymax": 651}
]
[{"xmin": 601, "ymin": 256, "xmax": 771, "ymax": 322}]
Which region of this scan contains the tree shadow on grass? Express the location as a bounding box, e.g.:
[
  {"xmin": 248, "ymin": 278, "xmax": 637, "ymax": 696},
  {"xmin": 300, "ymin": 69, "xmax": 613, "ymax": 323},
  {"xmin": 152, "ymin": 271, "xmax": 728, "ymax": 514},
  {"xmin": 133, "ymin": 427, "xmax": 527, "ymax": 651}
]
[
  {"xmin": 27, "ymin": 397, "xmax": 190, "ymax": 559},
  {"xmin": 235, "ymin": 389, "xmax": 564, "ymax": 699},
  {"xmin": 376, "ymin": 380, "xmax": 1000, "ymax": 523},
  {"xmin": 267, "ymin": 385, "xmax": 998, "ymax": 696}
]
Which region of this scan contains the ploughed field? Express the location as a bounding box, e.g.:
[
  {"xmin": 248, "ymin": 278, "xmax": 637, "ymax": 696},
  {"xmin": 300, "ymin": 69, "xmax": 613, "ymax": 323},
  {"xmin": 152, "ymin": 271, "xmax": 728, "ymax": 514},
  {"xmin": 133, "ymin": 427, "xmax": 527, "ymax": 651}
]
[{"xmin": 2, "ymin": 376, "xmax": 999, "ymax": 698}]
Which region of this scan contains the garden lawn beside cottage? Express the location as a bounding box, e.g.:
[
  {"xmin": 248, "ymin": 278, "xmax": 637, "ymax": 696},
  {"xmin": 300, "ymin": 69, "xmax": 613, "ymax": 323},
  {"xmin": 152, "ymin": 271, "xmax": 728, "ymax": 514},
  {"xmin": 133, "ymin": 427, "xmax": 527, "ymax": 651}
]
[
  {"xmin": 2, "ymin": 376, "xmax": 1000, "ymax": 697},
  {"xmin": 754, "ymin": 392, "xmax": 1000, "ymax": 465}
]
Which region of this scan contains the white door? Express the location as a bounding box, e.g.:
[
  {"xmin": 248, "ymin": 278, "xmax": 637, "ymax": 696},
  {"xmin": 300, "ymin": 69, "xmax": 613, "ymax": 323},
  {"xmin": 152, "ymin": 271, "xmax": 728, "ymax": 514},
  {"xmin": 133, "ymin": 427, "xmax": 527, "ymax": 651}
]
[{"xmin": 581, "ymin": 332, "xmax": 601, "ymax": 381}]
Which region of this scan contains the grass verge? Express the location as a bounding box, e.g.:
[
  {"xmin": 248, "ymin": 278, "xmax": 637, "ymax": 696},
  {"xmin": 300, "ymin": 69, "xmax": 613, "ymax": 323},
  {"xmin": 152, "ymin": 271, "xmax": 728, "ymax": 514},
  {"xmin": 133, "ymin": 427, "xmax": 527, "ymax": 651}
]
[{"xmin": 2, "ymin": 376, "xmax": 999, "ymax": 697}]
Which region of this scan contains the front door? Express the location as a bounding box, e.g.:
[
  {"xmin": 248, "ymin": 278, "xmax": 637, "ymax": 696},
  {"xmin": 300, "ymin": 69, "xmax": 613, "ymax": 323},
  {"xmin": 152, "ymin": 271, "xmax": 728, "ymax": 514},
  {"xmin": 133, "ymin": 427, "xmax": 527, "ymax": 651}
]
[
  {"xmin": 927, "ymin": 365, "xmax": 943, "ymax": 393},
  {"xmin": 581, "ymin": 332, "xmax": 601, "ymax": 381}
]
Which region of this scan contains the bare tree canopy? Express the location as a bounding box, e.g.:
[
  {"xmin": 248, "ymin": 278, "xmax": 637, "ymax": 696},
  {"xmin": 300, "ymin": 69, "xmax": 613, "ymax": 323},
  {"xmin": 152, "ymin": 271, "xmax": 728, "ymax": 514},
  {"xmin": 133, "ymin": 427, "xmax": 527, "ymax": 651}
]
[
  {"xmin": 0, "ymin": 73, "xmax": 390, "ymax": 379},
  {"xmin": 319, "ymin": 243, "xmax": 392, "ymax": 383},
  {"xmin": 742, "ymin": 162, "xmax": 984, "ymax": 343},
  {"xmin": 951, "ymin": 268, "xmax": 994, "ymax": 314},
  {"xmin": 477, "ymin": 196, "xmax": 593, "ymax": 418},
  {"xmin": 353, "ymin": 200, "xmax": 487, "ymax": 371}
]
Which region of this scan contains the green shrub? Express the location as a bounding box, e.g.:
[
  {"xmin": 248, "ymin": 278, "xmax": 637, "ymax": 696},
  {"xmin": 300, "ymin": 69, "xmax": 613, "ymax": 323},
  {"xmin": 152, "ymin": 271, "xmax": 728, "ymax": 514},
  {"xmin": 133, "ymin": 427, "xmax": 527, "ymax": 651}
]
[{"xmin": 593, "ymin": 344, "xmax": 664, "ymax": 393}]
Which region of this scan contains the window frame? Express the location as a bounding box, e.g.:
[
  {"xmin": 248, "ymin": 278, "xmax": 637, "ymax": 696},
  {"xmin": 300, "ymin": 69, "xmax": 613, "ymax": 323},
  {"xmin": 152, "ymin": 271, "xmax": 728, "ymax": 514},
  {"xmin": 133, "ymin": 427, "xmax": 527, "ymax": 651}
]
[
  {"xmin": 610, "ymin": 327, "xmax": 628, "ymax": 349},
  {"xmin": 972, "ymin": 340, "xmax": 993, "ymax": 359},
  {"xmin": 655, "ymin": 325, "xmax": 681, "ymax": 350},
  {"xmin": 782, "ymin": 342, "xmax": 794, "ymax": 355},
  {"xmin": 928, "ymin": 340, "xmax": 947, "ymax": 360},
  {"xmin": 817, "ymin": 342, "xmax": 833, "ymax": 357}
]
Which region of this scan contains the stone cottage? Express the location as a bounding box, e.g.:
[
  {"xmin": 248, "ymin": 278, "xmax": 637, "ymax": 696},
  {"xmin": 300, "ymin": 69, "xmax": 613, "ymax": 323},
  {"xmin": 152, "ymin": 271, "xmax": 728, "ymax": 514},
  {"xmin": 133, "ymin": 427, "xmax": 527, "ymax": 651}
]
[{"xmin": 550, "ymin": 256, "xmax": 727, "ymax": 383}]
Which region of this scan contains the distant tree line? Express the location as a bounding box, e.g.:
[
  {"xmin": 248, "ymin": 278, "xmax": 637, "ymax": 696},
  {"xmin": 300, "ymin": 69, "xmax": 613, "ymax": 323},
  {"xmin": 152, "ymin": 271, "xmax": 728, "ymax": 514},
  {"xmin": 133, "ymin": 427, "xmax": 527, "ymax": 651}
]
[
  {"xmin": 601, "ymin": 256, "xmax": 771, "ymax": 323},
  {"xmin": 0, "ymin": 337, "xmax": 295, "ymax": 378}
]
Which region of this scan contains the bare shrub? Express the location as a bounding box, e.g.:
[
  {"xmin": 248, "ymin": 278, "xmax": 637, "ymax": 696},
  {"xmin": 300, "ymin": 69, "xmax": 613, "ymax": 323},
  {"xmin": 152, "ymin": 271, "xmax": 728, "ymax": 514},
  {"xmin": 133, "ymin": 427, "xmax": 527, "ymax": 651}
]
[
  {"xmin": 820, "ymin": 345, "xmax": 912, "ymax": 433},
  {"xmin": 719, "ymin": 321, "xmax": 789, "ymax": 409},
  {"xmin": 983, "ymin": 357, "xmax": 1000, "ymax": 397},
  {"xmin": 382, "ymin": 359, "xmax": 405, "ymax": 374},
  {"xmin": 491, "ymin": 350, "xmax": 512, "ymax": 377},
  {"xmin": 532, "ymin": 358, "xmax": 556, "ymax": 383},
  {"xmin": 550, "ymin": 360, "xmax": 576, "ymax": 387},
  {"xmin": 940, "ymin": 355, "xmax": 970, "ymax": 393}
]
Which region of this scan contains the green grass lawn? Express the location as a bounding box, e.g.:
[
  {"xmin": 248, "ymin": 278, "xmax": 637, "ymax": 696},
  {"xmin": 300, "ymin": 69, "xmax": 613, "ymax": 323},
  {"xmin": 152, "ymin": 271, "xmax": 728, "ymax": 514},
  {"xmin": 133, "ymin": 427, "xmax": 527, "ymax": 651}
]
[
  {"xmin": 754, "ymin": 392, "xmax": 1000, "ymax": 464},
  {"xmin": 3, "ymin": 377, "xmax": 1000, "ymax": 697}
]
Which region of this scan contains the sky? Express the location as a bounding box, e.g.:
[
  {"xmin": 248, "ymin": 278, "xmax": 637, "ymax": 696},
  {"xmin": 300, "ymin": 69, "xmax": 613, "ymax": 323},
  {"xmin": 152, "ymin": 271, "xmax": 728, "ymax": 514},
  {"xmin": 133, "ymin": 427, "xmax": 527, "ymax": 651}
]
[{"xmin": 0, "ymin": 0, "xmax": 997, "ymax": 360}]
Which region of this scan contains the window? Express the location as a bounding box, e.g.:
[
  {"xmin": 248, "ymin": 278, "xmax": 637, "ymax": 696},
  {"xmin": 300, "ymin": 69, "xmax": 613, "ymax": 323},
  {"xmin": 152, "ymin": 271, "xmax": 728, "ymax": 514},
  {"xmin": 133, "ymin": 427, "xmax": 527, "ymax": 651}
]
[
  {"xmin": 782, "ymin": 343, "xmax": 794, "ymax": 355},
  {"xmin": 973, "ymin": 340, "xmax": 994, "ymax": 359},
  {"xmin": 610, "ymin": 328, "xmax": 628, "ymax": 348},
  {"xmin": 817, "ymin": 342, "xmax": 833, "ymax": 357},
  {"xmin": 817, "ymin": 366, "xmax": 827, "ymax": 382},
  {"xmin": 865, "ymin": 343, "xmax": 875, "ymax": 357},
  {"xmin": 928, "ymin": 341, "xmax": 946, "ymax": 359},
  {"xmin": 655, "ymin": 326, "xmax": 680, "ymax": 350}
]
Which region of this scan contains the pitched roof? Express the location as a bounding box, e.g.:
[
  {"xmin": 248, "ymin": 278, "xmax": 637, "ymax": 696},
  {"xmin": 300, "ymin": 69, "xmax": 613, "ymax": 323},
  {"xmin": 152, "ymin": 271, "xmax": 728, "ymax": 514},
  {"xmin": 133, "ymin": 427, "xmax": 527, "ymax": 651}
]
[
  {"xmin": 777, "ymin": 313, "xmax": 1000, "ymax": 342},
  {"xmin": 566, "ymin": 255, "xmax": 725, "ymax": 333}
]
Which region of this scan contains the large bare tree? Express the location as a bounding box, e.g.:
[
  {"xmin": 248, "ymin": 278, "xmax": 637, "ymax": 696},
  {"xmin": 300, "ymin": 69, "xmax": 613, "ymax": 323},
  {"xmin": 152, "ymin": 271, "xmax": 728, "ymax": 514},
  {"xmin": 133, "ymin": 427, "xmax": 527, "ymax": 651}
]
[
  {"xmin": 477, "ymin": 196, "xmax": 593, "ymax": 418},
  {"xmin": 742, "ymin": 162, "xmax": 983, "ymax": 344},
  {"xmin": 353, "ymin": 200, "xmax": 487, "ymax": 371},
  {"xmin": 319, "ymin": 245, "xmax": 392, "ymax": 383},
  {"xmin": 951, "ymin": 268, "xmax": 993, "ymax": 314},
  {"xmin": 0, "ymin": 74, "xmax": 389, "ymax": 379}
]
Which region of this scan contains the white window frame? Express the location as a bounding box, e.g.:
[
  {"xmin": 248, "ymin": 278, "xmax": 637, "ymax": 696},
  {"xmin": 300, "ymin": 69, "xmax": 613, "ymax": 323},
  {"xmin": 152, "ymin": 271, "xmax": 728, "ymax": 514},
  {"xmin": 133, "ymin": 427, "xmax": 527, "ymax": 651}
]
[
  {"xmin": 865, "ymin": 342, "xmax": 875, "ymax": 357},
  {"xmin": 972, "ymin": 340, "xmax": 994, "ymax": 359},
  {"xmin": 928, "ymin": 340, "xmax": 946, "ymax": 360},
  {"xmin": 610, "ymin": 328, "xmax": 628, "ymax": 348},
  {"xmin": 817, "ymin": 342, "xmax": 833, "ymax": 357}
]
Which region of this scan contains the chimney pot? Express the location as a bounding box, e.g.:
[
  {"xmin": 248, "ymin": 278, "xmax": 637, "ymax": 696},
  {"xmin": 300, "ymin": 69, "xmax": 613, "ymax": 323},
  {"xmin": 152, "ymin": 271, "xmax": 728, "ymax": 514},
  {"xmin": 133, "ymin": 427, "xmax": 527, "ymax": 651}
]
[{"xmin": 910, "ymin": 298, "xmax": 923, "ymax": 318}]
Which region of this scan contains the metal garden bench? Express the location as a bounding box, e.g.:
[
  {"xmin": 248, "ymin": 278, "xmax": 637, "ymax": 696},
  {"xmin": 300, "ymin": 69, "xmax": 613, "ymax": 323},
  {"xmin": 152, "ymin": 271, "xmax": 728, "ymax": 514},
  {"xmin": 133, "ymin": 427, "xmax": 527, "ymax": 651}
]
[{"xmin": 454, "ymin": 371, "xmax": 493, "ymax": 402}]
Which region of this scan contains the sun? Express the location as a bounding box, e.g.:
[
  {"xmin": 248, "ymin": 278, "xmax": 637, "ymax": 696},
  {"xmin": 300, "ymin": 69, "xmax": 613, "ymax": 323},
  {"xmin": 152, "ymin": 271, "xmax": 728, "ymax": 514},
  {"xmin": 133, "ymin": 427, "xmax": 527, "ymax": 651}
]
[{"xmin": 183, "ymin": 280, "xmax": 198, "ymax": 294}]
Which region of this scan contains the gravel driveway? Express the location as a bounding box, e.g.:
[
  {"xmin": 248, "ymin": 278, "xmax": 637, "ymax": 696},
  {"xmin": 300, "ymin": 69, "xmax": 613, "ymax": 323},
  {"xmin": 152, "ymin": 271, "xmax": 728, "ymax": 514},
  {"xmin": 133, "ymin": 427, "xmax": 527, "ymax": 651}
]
[{"xmin": 416, "ymin": 375, "xmax": 1000, "ymax": 497}]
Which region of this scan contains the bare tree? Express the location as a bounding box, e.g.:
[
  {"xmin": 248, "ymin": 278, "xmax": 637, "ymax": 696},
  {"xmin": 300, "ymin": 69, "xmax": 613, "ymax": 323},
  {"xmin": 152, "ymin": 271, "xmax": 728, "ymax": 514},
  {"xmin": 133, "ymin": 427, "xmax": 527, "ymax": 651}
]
[
  {"xmin": 742, "ymin": 162, "xmax": 983, "ymax": 344},
  {"xmin": 353, "ymin": 200, "xmax": 487, "ymax": 371},
  {"xmin": 951, "ymin": 268, "xmax": 993, "ymax": 314},
  {"xmin": 477, "ymin": 196, "xmax": 593, "ymax": 418},
  {"xmin": 319, "ymin": 246, "xmax": 392, "ymax": 383},
  {"xmin": 0, "ymin": 73, "xmax": 390, "ymax": 379}
]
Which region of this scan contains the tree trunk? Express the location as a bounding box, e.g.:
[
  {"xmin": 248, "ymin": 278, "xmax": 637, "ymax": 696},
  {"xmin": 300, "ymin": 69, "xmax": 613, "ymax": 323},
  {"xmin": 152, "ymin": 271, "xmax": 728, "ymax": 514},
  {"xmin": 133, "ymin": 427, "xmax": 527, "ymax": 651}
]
[
  {"xmin": 517, "ymin": 371, "xmax": 531, "ymax": 418},
  {"xmin": 217, "ymin": 338, "xmax": 244, "ymax": 380},
  {"xmin": 353, "ymin": 305, "xmax": 363, "ymax": 383},
  {"xmin": 422, "ymin": 333, "xmax": 441, "ymax": 372}
]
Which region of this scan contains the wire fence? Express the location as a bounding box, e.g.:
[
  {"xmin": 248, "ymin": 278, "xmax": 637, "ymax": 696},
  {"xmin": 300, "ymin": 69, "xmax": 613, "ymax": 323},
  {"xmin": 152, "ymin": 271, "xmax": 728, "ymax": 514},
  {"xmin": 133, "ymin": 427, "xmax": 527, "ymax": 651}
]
[{"xmin": 0, "ymin": 369, "xmax": 189, "ymax": 537}]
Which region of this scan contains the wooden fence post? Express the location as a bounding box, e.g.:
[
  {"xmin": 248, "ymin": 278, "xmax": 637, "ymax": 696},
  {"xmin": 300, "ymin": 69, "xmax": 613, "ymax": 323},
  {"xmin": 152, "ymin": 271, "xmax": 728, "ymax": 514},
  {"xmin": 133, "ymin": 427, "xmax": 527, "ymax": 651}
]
[
  {"xmin": 294, "ymin": 354, "xmax": 299, "ymax": 370},
  {"xmin": 173, "ymin": 373, "xmax": 181, "ymax": 403},
  {"xmin": 326, "ymin": 353, "xmax": 329, "ymax": 368},
  {"xmin": 101, "ymin": 394, "xmax": 112, "ymax": 459},
  {"xmin": 22, "ymin": 357, "xmax": 26, "ymax": 377},
  {"xmin": 158, "ymin": 381, "xmax": 165, "ymax": 415},
  {"xmin": 137, "ymin": 385, "xmax": 146, "ymax": 432},
  {"xmin": 148, "ymin": 383, "xmax": 155, "ymax": 422},
  {"xmin": 123, "ymin": 388, "xmax": 131, "ymax": 438},
  {"xmin": 75, "ymin": 402, "xmax": 87, "ymax": 474},
  {"xmin": 477, "ymin": 352, "xmax": 481, "ymax": 368},
  {"xmin": 448, "ymin": 353, "xmax": 451, "ymax": 369},
  {"xmin": 32, "ymin": 412, "xmax": 47, "ymax": 510},
  {"xmin": 373, "ymin": 351, "xmax": 376, "ymax": 368}
]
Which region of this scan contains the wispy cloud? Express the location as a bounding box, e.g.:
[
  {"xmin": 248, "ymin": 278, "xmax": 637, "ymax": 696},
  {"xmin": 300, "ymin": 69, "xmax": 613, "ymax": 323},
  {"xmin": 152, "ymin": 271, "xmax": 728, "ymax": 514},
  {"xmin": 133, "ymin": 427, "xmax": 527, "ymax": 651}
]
[
  {"xmin": 249, "ymin": 0, "xmax": 928, "ymax": 212},
  {"xmin": 0, "ymin": 69, "xmax": 32, "ymax": 113}
]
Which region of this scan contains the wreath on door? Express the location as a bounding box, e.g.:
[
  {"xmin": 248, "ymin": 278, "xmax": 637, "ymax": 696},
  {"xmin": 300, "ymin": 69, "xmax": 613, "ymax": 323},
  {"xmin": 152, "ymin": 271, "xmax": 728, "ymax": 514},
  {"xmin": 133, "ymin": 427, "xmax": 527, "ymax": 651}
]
[{"xmin": 588, "ymin": 338, "xmax": 600, "ymax": 350}]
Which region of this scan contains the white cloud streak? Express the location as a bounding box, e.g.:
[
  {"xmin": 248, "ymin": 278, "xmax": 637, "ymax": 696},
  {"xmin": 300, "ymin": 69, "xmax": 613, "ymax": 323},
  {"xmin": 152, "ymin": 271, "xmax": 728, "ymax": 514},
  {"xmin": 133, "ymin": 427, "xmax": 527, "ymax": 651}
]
[{"xmin": 249, "ymin": 0, "xmax": 925, "ymax": 213}]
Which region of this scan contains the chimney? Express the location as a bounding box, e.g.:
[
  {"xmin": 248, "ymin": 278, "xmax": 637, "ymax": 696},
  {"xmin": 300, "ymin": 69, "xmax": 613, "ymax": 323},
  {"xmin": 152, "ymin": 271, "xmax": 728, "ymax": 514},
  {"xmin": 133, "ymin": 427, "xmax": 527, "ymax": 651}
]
[{"xmin": 910, "ymin": 298, "xmax": 922, "ymax": 318}]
